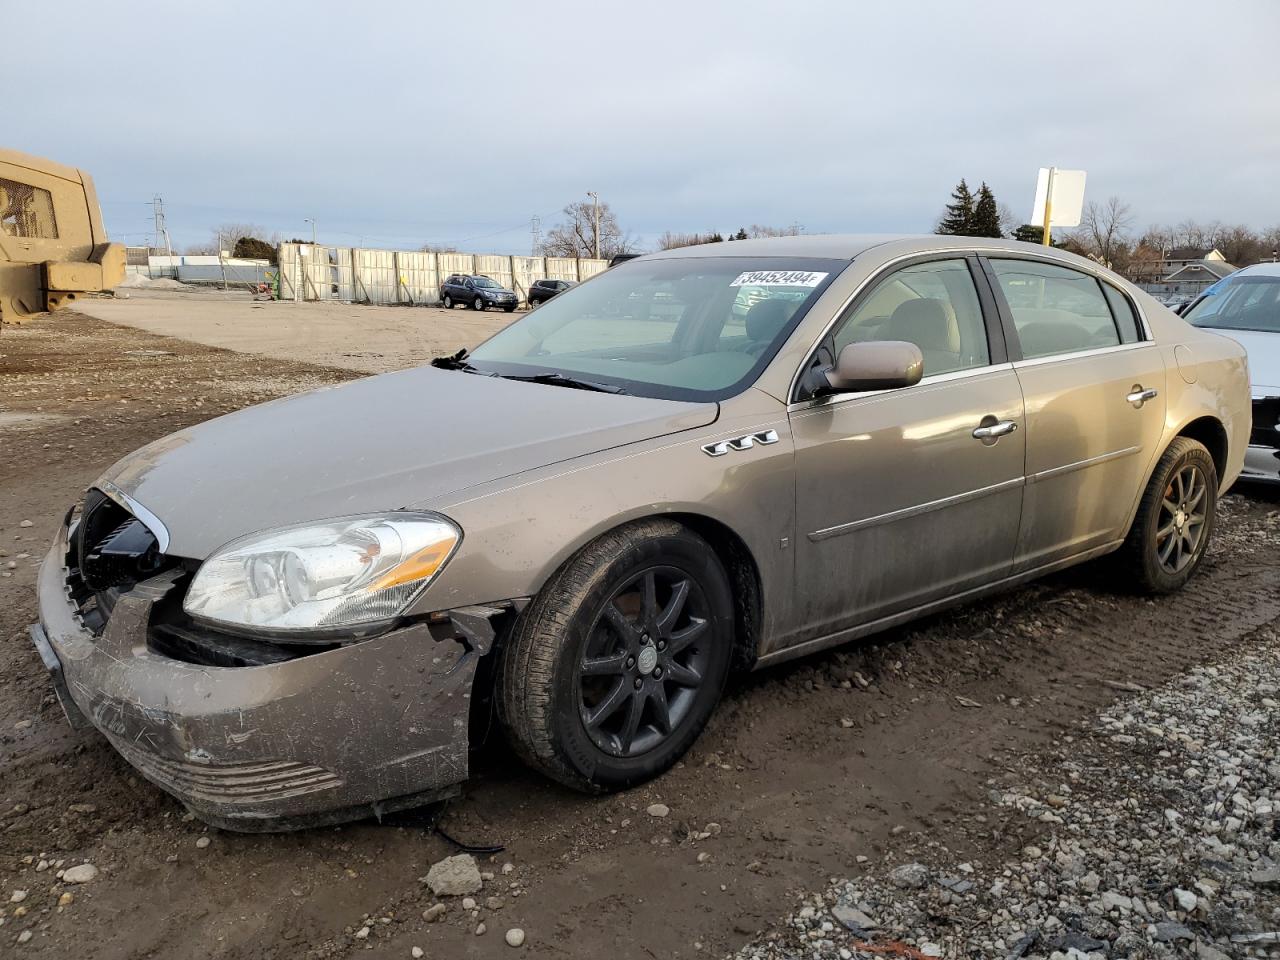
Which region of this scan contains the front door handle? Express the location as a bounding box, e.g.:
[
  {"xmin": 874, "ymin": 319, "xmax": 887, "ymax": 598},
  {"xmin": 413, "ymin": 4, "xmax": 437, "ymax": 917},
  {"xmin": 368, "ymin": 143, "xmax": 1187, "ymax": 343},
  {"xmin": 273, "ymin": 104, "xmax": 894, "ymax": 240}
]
[
  {"xmin": 972, "ymin": 420, "xmax": 1018, "ymax": 440},
  {"xmin": 1126, "ymin": 386, "xmax": 1159, "ymax": 407}
]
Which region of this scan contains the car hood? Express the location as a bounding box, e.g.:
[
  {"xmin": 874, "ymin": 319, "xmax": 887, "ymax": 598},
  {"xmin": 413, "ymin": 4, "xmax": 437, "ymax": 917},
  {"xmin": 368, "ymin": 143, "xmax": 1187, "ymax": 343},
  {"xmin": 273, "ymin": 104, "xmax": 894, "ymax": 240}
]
[
  {"xmin": 1213, "ymin": 328, "xmax": 1280, "ymax": 393},
  {"xmin": 99, "ymin": 366, "xmax": 717, "ymax": 558}
]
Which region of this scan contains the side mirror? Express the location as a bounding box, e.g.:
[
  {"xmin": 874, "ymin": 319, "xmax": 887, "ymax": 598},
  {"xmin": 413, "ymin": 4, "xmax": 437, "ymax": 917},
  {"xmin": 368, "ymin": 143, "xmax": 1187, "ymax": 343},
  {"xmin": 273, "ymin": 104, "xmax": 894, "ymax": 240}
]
[{"xmin": 825, "ymin": 340, "xmax": 924, "ymax": 393}]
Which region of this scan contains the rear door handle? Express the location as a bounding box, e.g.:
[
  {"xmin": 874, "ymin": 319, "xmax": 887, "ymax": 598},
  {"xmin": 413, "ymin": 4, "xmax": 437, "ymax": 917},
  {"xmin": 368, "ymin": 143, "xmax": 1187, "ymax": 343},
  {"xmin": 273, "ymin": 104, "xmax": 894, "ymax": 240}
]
[
  {"xmin": 1126, "ymin": 386, "xmax": 1158, "ymax": 407},
  {"xmin": 972, "ymin": 420, "xmax": 1018, "ymax": 440}
]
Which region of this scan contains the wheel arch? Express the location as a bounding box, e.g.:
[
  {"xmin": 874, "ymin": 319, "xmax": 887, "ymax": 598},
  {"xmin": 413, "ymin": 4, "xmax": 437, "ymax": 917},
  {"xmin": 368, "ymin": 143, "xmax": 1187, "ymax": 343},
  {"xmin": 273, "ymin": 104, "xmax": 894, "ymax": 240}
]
[
  {"xmin": 1173, "ymin": 414, "xmax": 1229, "ymax": 481},
  {"xmin": 665, "ymin": 511, "xmax": 764, "ymax": 672}
]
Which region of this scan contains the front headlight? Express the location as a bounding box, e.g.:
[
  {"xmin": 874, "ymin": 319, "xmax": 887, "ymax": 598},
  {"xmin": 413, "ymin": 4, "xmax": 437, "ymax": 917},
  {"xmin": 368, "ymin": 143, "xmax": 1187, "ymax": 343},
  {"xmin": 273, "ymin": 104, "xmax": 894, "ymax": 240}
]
[{"xmin": 183, "ymin": 513, "xmax": 460, "ymax": 636}]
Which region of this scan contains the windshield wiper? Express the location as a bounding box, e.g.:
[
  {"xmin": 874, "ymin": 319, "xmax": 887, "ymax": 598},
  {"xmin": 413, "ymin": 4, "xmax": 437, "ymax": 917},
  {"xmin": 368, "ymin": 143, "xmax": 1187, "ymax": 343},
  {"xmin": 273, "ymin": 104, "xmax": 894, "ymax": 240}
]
[
  {"xmin": 430, "ymin": 348, "xmax": 490, "ymax": 374},
  {"xmin": 503, "ymin": 372, "xmax": 628, "ymax": 394}
]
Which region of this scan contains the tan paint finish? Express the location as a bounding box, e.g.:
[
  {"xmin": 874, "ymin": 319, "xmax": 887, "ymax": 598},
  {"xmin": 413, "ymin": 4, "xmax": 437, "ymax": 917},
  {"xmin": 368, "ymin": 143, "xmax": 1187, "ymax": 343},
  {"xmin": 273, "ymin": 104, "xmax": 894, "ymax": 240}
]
[
  {"xmin": 0, "ymin": 147, "xmax": 124, "ymax": 320},
  {"xmin": 34, "ymin": 234, "xmax": 1254, "ymax": 828}
]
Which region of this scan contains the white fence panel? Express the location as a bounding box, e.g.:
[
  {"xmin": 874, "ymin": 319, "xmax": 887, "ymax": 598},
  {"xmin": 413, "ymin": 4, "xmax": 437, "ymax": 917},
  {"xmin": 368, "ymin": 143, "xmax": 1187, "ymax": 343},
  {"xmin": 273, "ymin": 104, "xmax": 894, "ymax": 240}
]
[
  {"xmin": 334, "ymin": 248, "xmax": 355, "ymax": 301},
  {"xmin": 474, "ymin": 254, "xmax": 513, "ymax": 290},
  {"xmin": 278, "ymin": 243, "xmax": 302, "ymax": 301},
  {"xmin": 545, "ymin": 257, "xmax": 579, "ymax": 283},
  {"xmin": 397, "ymin": 251, "xmax": 439, "ymax": 304},
  {"xmin": 273, "ymin": 245, "xmax": 609, "ymax": 307},
  {"xmin": 510, "ymin": 256, "xmax": 547, "ymax": 302},
  {"xmin": 438, "ymin": 253, "xmax": 475, "ymax": 278},
  {"xmin": 299, "ymin": 244, "xmax": 334, "ymax": 301},
  {"xmin": 353, "ymin": 248, "xmax": 396, "ymax": 303}
]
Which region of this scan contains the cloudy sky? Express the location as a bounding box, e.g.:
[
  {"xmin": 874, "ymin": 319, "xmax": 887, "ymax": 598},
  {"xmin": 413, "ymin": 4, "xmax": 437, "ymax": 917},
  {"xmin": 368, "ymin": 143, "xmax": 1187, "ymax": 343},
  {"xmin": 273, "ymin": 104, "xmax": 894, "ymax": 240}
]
[{"xmin": 9, "ymin": 0, "xmax": 1279, "ymax": 252}]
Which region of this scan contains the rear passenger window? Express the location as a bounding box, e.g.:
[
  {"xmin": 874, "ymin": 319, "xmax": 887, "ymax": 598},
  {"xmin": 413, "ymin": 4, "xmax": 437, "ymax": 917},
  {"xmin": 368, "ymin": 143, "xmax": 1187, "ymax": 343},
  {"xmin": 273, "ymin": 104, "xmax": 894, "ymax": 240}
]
[
  {"xmin": 1102, "ymin": 284, "xmax": 1142, "ymax": 343},
  {"xmin": 831, "ymin": 259, "xmax": 990, "ymax": 377},
  {"xmin": 989, "ymin": 259, "xmax": 1119, "ymax": 359}
]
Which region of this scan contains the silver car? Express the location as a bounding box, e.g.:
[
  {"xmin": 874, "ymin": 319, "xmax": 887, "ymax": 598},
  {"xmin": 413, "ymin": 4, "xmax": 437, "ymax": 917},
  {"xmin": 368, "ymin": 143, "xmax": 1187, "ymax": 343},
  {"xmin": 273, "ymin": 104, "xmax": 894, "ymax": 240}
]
[
  {"xmin": 31, "ymin": 236, "xmax": 1251, "ymax": 831},
  {"xmin": 1181, "ymin": 261, "xmax": 1280, "ymax": 483}
]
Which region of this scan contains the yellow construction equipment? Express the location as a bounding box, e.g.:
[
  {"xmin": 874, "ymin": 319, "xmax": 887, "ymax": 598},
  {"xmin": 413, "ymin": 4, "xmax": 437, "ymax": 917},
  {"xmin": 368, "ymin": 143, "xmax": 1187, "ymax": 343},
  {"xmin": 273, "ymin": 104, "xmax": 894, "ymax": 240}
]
[{"xmin": 0, "ymin": 148, "xmax": 124, "ymax": 323}]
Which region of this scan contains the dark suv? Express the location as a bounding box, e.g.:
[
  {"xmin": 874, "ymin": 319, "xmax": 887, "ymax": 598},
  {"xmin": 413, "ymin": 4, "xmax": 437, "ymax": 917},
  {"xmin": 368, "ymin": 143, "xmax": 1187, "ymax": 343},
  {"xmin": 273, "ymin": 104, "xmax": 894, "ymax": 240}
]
[
  {"xmin": 439, "ymin": 274, "xmax": 517, "ymax": 312},
  {"xmin": 527, "ymin": 278, "xmax": 575, "ymax": 306}
]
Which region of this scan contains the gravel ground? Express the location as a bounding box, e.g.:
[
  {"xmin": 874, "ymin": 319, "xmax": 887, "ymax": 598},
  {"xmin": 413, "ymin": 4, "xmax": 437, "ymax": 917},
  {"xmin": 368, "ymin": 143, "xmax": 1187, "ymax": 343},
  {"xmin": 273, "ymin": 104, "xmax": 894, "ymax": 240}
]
[{"xmin": 736, "ymin": 622, "xmax": 1280, "ymax": 960}]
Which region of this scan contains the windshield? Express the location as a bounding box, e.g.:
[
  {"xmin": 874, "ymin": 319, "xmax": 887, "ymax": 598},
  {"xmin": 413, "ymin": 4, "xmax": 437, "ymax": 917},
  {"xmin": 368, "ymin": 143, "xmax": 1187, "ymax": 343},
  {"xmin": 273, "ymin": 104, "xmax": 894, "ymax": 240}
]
[
  {"xmin": 467, "ymin": 257, "xmax": 843, "ymax": 401},
  {"xmin": 472, "ymin": 277, "xmax": 501, "ymax": 288},
  {"xmin": 1183, "ymin": 274, "xmax": 1280, "ymax": 334}
]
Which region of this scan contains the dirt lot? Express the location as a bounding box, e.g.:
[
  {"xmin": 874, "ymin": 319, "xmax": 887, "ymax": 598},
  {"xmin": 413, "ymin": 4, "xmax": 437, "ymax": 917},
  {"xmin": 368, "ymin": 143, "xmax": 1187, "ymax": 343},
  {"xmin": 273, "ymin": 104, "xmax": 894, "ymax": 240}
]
[
  {"xmin": 78, "ymin": 286, "xmax": 516, "ymax": 373},
  {"xmin": 2, "ymin": 306, "xmax": 1279, "ymax": 959}
]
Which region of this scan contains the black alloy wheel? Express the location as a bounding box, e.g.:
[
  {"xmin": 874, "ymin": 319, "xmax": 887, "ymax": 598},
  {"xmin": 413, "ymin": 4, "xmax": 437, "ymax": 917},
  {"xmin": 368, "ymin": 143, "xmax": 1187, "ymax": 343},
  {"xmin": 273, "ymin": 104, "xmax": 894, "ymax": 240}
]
[
  {"xmin": 577, "ymin": 566, "xmax": 712, "ymax": 758},
  {"xmin": 497, "ymin": 519, "xmax": 734, "ymax": 792}
]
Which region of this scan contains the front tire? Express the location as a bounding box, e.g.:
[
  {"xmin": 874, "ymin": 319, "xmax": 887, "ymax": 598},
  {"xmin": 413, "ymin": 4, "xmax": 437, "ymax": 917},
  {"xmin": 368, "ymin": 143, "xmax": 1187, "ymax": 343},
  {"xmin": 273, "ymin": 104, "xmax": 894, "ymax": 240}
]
[
  {"xmin": 504, "ymin": 304, "xmax": 516, "ymax": 313},
  {"xmin": 498, "ymin": 519, "xmax": 734, "ymax": 792},
  {"xmin": 1116, "ymin": 436, "xmax": 1217, "ymax": 593},
  {"xmin": 442, "ymin": 294, "xmax": 453, "ymax": 308},
  {"xmin": 473, "ymin": 296, "xmax": 485, "ymax": 311}
]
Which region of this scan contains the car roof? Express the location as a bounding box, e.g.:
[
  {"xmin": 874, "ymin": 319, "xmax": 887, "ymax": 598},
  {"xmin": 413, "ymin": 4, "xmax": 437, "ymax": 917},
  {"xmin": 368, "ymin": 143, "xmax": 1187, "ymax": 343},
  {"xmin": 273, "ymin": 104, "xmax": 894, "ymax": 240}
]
[
  {"xmin": 1228, "ymin": 262, "xmax": 1280, "ymax": 278},
  {"xmin": 637, "ymin": 233, "xmax": 1122, "ymax": 273}
]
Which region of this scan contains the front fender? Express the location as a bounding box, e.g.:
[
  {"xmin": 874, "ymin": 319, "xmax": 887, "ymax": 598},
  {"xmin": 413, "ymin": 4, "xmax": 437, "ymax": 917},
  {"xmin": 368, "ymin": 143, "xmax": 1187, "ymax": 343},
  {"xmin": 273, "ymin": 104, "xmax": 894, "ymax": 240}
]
[{"xmin": 411, "ymin": 390, "xmax": 796, "ymax": 650}]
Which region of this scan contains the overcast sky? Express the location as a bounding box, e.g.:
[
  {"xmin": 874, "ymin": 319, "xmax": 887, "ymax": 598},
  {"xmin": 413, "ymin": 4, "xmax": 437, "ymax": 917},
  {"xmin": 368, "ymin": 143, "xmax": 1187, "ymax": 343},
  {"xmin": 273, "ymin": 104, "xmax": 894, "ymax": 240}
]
[{"xmin": 9, "ymin": 0, "xmax": 1279, "ymax": 252}]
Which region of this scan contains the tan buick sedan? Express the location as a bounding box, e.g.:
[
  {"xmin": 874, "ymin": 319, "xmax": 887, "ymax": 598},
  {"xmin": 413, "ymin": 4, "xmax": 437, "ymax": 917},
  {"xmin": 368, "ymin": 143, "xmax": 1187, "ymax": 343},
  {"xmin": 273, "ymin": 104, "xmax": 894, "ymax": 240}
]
[{"xmin": 32, "ymin": 235, "xmax": 1250, "ymax": 830}]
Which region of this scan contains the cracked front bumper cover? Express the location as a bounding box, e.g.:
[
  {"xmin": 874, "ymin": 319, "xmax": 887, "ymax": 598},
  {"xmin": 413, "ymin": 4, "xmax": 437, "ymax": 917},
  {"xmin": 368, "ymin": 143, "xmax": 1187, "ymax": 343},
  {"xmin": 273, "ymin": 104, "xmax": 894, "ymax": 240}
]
[{"xmin": 33, "ymin": 529, "xmax": 481, "ymax": 832}]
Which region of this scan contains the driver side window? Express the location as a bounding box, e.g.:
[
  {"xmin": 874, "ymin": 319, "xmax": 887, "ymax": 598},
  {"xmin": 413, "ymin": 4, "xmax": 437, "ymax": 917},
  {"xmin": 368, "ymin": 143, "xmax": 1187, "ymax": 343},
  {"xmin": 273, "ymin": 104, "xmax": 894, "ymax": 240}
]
[{"xmin": 831, "ymin": 259, "xmax": 990, "ymax": 377}]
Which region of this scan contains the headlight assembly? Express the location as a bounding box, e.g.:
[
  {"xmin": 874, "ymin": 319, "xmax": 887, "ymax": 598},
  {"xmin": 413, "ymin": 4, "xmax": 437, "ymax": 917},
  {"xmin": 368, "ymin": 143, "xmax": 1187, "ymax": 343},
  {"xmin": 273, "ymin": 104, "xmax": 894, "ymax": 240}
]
[{"xmin": 183, "ymin": 513, "xmax": 460, "ymax": 637}]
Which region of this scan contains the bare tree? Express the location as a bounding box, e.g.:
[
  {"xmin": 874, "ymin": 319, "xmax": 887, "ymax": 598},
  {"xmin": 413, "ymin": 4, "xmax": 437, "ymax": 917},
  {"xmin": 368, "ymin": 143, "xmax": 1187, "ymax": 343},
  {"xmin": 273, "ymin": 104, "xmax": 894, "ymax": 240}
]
[
  {"xmin": 419, "ymin": 242, "xmax": 459, "ymax": 254},
  {"xmin": 1073, "ymin": 196, "xmax": 1134, "ymax": 268},
  {"xmin": 658, "ymin": 231, "xmax": 724, "ymax": 250},
  {"xmin": 997, "ymin": 202, "xmax": 1021, "ymax": 238},
  {"xmin": 744, "ymin": 223, "xmax": 802, "ymax": 238},
  {"xmin": 540, "ymin": 200, "xmax": 636, "ymax": 259}
]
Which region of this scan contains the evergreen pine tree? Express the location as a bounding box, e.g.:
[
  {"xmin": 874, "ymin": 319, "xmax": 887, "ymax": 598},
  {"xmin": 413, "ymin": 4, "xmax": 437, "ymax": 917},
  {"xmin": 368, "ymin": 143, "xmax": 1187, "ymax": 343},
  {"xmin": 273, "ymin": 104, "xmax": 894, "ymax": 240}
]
[
  {"xmin": 733, "ymin": 227, "xmax": 749, "ymax": 240},
  {"xmin": 971, "ymin": 182, "xmax": 1002, "ymax": 238},
  {"xmin": 936, "ymin": 179, "xmax": 975, "ymax": 235}
]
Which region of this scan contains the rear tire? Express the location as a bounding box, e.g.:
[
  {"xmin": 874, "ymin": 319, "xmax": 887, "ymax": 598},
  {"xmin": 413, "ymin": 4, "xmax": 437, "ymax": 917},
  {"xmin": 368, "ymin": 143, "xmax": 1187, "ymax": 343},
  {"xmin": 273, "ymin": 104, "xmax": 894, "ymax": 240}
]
[
  {"xmin": 498, "ymin": 519, "xmax": 734, "ymax": 792},
  {"xmin": 1116, "ymin": 437, "xmax": 1217, "ymax": 594}
]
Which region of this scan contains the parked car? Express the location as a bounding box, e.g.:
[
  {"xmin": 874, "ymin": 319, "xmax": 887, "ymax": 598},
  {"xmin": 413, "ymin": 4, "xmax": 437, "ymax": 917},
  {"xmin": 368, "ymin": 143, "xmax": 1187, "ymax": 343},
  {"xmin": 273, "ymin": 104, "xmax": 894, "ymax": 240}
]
[
  {"xmin": 528, "ymin": 278, "xmax": 575, "ymax": 306},
  {"xmin": 31, "ymin": 235, "xmax": 1250, "ymax": 831},
  {"xmin": 1181, "ymin": 262, "xmax": 1280, "ymax": 483},
  {"xmin": 439, "ymin": 274, "xmax": 517, "ymax": 311}
]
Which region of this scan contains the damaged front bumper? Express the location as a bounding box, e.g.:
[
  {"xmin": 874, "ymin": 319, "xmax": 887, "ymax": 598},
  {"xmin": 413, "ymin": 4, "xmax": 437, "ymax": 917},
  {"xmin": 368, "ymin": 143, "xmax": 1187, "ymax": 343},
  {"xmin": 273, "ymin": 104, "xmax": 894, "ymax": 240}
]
[{"xmin": 32, "ymin": 524, "xmax": 499, "ymax": 832}]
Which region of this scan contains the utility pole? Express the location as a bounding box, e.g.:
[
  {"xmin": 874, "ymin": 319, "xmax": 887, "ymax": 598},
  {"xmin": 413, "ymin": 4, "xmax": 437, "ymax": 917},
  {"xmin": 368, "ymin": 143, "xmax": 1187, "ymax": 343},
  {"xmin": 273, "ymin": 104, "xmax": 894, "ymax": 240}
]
[
  {"xmin": 530, "ymin": 215, "xmax": 541, "ymax": 256},
  {"xmin": 304, "ymin": 218, "xmax": 316, "ymax": 245},
  {"xmin": 150, "ymin": 195, "xmax": 173, "ymax": 264},
  {"xmin": 586, "ymin": 191, "xmax": 600, "ymax": 259}
]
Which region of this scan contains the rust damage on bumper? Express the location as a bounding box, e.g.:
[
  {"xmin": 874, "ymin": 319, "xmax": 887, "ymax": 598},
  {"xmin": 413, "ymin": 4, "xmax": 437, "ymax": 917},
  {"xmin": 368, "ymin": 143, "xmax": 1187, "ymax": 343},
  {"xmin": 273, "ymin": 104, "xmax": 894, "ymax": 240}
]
[{"xmin": 32, "ymin": 529, "xmax": 508, "ymax": 833}]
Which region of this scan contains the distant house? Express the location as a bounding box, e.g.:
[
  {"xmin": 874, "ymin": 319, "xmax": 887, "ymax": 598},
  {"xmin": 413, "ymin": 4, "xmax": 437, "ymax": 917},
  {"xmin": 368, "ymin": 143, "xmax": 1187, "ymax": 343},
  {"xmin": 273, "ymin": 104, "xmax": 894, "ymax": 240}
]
[{"xmin": 1131, "ymin": 247, "xmax": 1237, "ymax": 302}]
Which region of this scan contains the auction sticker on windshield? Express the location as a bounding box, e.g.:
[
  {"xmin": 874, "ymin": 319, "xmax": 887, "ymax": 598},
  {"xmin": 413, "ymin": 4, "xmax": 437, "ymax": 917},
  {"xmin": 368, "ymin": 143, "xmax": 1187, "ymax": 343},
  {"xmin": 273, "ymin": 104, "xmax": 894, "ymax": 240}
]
[{"xmin": 729, "ymin": 270, "xmax": 828, "ymax": 287}]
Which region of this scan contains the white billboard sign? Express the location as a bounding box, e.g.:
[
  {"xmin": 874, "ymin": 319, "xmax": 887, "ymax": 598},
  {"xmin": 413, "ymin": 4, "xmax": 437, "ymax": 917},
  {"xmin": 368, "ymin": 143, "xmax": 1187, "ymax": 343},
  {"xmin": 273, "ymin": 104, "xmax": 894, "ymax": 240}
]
[{"xmin": 1029, "ymin": 167, "xmax": 1087, "ymax": 228}]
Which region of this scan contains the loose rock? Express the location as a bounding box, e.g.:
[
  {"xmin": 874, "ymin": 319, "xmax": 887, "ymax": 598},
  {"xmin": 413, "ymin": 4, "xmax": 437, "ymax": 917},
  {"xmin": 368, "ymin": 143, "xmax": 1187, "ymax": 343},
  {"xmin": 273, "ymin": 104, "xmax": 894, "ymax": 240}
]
[
  {"xmin": 425, "ymin": 854, "xmax": 483, "ymax": 896},
  {"xmin": 61, "ymin": 864, "xmax": 98, "ymax": 884}
]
